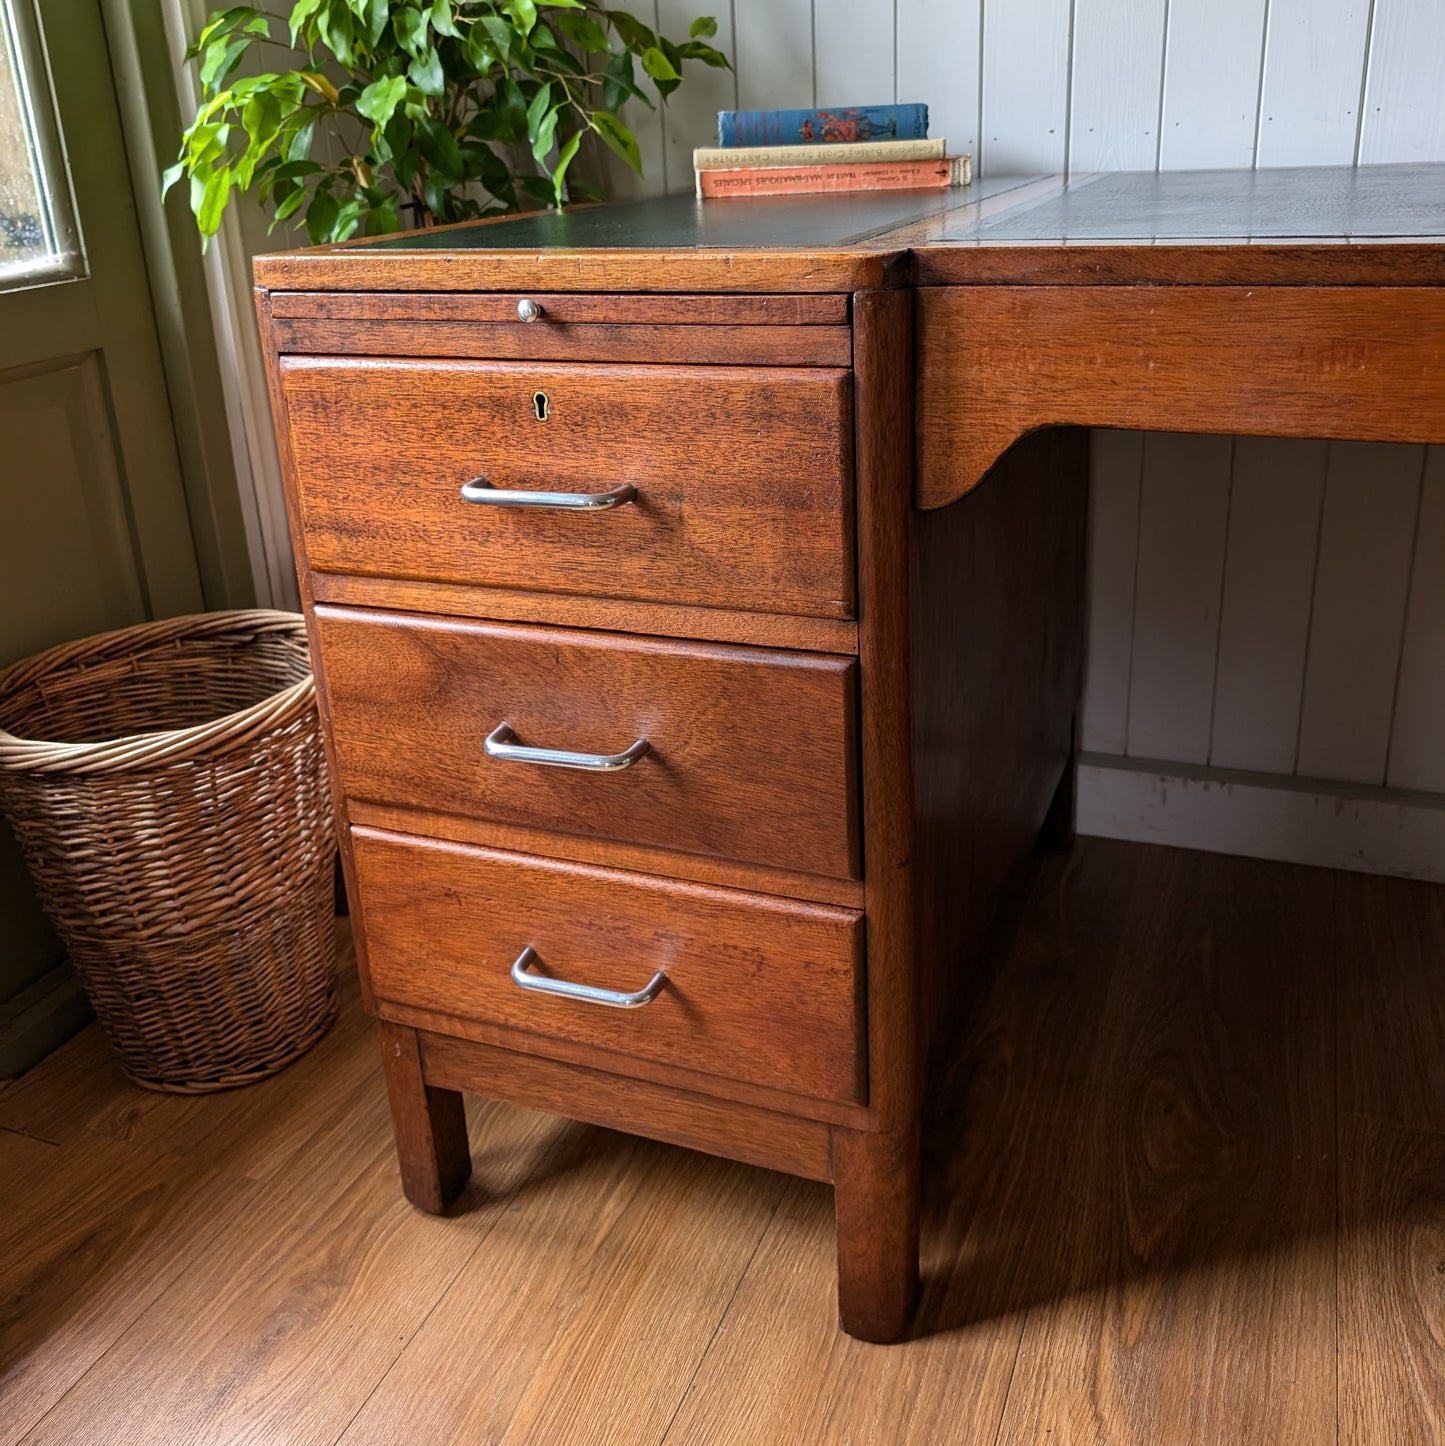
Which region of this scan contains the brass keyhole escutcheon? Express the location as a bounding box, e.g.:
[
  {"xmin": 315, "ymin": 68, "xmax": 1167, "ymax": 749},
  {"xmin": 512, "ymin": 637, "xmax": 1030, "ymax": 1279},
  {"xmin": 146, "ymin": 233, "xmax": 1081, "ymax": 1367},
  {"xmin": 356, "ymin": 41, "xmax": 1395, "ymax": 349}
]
[{"xmin": 532, "ymin": 391, "xmax": 550, "ymax": 422}]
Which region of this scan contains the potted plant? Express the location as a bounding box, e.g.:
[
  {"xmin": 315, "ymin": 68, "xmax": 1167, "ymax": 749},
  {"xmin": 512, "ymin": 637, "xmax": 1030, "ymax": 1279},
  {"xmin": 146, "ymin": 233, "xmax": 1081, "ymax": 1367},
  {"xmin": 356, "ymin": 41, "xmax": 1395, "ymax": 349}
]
[{"xmin": 165, "ymin": 1, "xmax": 728, "ymax": 244}]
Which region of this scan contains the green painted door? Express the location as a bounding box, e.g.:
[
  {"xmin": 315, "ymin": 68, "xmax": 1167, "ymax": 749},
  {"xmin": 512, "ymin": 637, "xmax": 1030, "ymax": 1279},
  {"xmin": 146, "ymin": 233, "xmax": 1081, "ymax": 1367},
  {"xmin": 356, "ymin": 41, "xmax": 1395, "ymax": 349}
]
[{"xmin": 0, "ymin": 0, "xmax": 207, "ymax": 1071}]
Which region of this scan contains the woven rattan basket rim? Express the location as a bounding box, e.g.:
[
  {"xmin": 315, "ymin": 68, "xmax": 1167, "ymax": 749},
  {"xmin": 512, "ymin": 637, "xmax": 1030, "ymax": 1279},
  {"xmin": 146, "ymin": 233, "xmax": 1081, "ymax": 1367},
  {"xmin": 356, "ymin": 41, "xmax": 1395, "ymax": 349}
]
[{"xmin": 0, "ymin": 609, "xmax": 315, "ymax": 775}]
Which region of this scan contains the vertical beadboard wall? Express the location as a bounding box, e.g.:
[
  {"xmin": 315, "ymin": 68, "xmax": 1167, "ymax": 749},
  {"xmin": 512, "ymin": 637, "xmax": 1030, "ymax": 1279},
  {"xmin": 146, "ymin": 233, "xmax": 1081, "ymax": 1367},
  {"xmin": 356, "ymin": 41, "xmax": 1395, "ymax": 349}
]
[{"xmin": 609, "ymin": 0, "xmax": 1445, "ymax": 880}]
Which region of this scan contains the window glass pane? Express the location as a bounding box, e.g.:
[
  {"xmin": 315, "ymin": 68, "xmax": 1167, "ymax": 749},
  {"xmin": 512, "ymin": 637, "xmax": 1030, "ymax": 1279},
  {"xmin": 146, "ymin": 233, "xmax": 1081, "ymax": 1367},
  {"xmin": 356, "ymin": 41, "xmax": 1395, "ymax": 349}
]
[{"xmin": 0, "ymin": 0, "xmax": 81, "ymax": 290}]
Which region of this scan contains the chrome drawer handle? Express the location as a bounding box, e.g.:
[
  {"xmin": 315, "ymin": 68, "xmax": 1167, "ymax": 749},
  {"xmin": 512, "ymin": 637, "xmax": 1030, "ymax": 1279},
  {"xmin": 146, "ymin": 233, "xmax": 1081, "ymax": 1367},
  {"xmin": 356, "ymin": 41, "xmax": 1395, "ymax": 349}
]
[
  {"xmin": 484, "ymin": 723, "xmax": 650, "ymax": 772},
  {"xmin": 459, "ymin": 477, "xmax": 637, "ymax": 511},
  {"xmin": 511, "ymin": 946, "xmax": 667, "ymax": 1010}
]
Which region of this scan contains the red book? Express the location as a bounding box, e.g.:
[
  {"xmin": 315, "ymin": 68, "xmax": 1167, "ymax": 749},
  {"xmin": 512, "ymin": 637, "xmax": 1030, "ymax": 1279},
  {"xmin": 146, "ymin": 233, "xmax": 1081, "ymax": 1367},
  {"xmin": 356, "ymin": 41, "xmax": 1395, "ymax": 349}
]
[{"xmin": 696, "ymin": 156, "xmax": 971, "ymax": 200}]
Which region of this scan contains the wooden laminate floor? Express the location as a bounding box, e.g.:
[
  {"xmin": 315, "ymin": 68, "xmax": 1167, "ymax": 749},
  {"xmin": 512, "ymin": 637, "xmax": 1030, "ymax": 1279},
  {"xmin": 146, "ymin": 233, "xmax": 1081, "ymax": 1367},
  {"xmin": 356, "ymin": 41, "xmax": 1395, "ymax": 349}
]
[{"xmin": 2, "ymin": 838, "xmax": 1443, "ymax": 1444}]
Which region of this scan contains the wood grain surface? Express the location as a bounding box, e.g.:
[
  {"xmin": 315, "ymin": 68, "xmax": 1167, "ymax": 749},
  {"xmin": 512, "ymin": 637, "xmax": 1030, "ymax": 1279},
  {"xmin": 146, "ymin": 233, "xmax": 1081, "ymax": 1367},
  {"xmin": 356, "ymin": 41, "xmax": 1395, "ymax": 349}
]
[
  {"xmin": 910, "ymin": 242, "xmax": 1445, "ymax": 287},
  {"xmin": 268, "ymin": 291, "xmax": 851, "ymax": 325},
  {"xmin": 830, "ymin": 288, "xmax": 922, "ymax": 1343},
  {"xmin": 270, "ymin": 317, "xmax": 853, "ymax": 367},
  {"xmin": 6, "ymin": 846, "xmax": 1445, "ymax": 1442},
  {"xmin": 314, "ymin": 607, "xmax": 860, "ymax": 881},
  {"xmin": 911, "ymin": 425, "xmax": 1088, "ymax": 1080},
  {"xmin": 994, "ymin": 847, "xmax": 1337, "ymax": 1445},
  {"xmin": 346, "ymin": 800, "xmax": 865, "ymax": 910},
  {"xmin": 419, "ymin": 1028, "xmax": 835, "ymax": 1180},
  {"xmin": 351, "ymin": 827, "xmax": 865, "ymax": 1104},
  {"xmin": 1339, "ymin": 1116, "xmax": 1445, "ymax": 1445},
  {"xmin": 253, "ymin": 247, "xmax": 897, "ymax": 295},
  {"xmin": 376, "ymin": 1019, "xmax": 471, "ymax": 1213},
  {"xmin": 280, "ymin": 357, "xmax": 856, "ymax": 618},
  {"xmin": 917, "ymin": 285, "xmax": 1445, "ymax": 505},
  {"xmin": 308, "ymin": 573, "xmax": 859, "ymax": 655}
]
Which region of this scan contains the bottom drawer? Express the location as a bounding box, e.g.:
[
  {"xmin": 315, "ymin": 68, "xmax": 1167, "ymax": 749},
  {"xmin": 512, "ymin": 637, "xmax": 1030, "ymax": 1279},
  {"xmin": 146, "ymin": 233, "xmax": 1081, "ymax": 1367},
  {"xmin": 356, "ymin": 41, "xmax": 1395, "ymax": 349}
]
[{"xmin": 352, "ymin": 827, "xmax": 865, "ymax": 1104}]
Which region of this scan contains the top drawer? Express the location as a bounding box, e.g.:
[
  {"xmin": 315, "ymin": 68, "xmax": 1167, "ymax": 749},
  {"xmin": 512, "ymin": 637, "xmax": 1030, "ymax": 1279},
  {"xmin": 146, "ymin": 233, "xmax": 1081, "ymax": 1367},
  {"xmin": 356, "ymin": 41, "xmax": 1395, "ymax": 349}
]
[
  {"xmin": 278, "ymin": 357, "xmax": 854, "ymax": 618},
  {"xmin": 267, "ymin": 291, "xmax": 852, "ymax": 367}
]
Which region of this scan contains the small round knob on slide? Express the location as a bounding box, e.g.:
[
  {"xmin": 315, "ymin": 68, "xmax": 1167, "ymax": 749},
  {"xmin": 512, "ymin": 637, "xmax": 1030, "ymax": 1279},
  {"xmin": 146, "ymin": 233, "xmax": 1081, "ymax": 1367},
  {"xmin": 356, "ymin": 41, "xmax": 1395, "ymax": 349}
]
[{"xmin": 517, "ymin": 298, "xmax": 543, "ymax": 323}]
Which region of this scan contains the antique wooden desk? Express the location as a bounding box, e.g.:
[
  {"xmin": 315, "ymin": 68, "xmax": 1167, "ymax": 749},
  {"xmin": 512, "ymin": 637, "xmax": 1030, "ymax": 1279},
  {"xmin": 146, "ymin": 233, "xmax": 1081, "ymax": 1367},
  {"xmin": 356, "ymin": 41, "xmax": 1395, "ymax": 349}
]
[{"xmin": 255, "ymin": 164, "xmax": 1445, "ymax": 1342}]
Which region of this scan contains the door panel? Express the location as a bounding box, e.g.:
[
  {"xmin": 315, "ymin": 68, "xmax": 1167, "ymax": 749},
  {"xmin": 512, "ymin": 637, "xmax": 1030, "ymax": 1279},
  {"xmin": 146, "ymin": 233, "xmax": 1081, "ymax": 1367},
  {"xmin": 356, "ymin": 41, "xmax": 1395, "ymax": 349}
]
[{"xmin": 0, "ymin": 0, "xmax": 206, "ymax": 1070}]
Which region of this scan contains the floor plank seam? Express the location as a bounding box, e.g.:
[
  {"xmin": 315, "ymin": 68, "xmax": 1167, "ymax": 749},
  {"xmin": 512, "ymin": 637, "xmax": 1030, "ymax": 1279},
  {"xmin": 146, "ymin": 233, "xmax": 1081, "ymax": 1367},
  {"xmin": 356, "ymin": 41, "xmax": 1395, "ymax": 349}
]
[
  {"xmin": 0, "ymin": 1124, "xmax": 60, "ymax": 1150},
  {"xmin": 656, "ymin": 1178, "xmax": 788, "ymax": 1446}
]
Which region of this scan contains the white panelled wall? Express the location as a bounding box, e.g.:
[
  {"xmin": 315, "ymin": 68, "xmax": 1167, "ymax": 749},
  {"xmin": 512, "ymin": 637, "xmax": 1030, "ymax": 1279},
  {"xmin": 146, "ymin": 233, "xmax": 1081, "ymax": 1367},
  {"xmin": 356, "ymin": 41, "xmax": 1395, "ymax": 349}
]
[{"xmin": 604, "ymin": 0, "xmax": 1445, "ymax": 880}]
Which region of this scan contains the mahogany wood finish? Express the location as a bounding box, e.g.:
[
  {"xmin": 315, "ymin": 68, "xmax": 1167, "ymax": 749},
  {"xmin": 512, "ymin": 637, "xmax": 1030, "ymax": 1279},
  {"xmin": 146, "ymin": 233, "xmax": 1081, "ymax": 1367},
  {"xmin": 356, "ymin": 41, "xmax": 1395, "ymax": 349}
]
[
  {"xmin": 375, "ymin": 1018, "xmax": 471, "ymax": 1213},
  {"xmin": 831, "ymin": 288, "xmax": 923, "ymax": 1341},
  {"xmin": 909, "ymin": 243, "xmax": 1445, "ymax": 288},
  {"xmin": 253, "ymin": 248, "xmax": 895, "ymax": 295},
  {"xmin": 309, "ymin": 572, "xmax": 859, "ymax": 655},
  {"xmin": 917, "ymin": 285, "xmax": 1445, "ymax": 506},
  {"xmin": 313, "ymin": 607, "xmax": 860, "ymax": 880},
  {"xmin": 271, "ymin": 317, "xmax": 853, "ymax": 367},
  {"xmin": 911, "ymin": 426, "xmax": 1089, "ymax": 1071},
  {"xmin": 279, "ymin": 357, "xmax": 855, "ymax": 617},
  {"xmin": 267, "ymin": 290, "xmax": 851, "ymax": 324},
  {"xmin": 351, "ymin": 828, "xmax": 866, "ymax": 1104},
  {"xmin": 346, "ymin": 799, "xmax": 866, "ymax": 909},
  {"xmin": 382, "ymin": 991, "xmax": 871, "ymax": 1129},
  {"xmin": 417, "ymin": 1029, "xmax": 835, "ymax": 1181},
  {"xmin": 256, "ymin": 162, "xmax": 1445, "ymax": 1345}
]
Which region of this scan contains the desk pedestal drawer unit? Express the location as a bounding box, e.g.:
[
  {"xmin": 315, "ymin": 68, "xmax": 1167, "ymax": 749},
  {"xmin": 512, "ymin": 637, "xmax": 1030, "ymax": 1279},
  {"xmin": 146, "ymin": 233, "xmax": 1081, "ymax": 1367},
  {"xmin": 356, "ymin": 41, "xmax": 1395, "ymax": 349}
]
[
  {"xmin": 257, "ymin": 167, "xmax": 1443, "ymax": 1341},
  {"xmin": 258, "ymin": 258, "xmax": 1087, "ymax": 1348}
]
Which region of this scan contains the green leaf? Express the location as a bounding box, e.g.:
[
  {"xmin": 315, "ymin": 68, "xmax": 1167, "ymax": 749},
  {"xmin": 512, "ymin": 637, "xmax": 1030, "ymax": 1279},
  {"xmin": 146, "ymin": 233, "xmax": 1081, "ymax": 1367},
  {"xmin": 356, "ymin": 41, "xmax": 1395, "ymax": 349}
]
[
  {"xmin": 550, "ymin": 128, "xmax": 582, "ymax": 209},
  {"xmin": 479, "ymin": 15, "xmax": 514, "ymax": 59},
  {"xmin": 362, "ymin": 0, "xmax": 388, "ymax": 44},
  {"xmin": 592, "ymin": 109, "xmax": 640, "ymax": 171},
  {"xmin": 407, "ymin": 46, "xmax": 444, "ymax": 95},
  {"xmin": 287, "ymin": 0, "xmax": 324, "ymax": 44},
  {"xmin": 356, "ymin": 73, "xmax": 407, "ymax": 130},
  {"xmin": 525, "ymin": 81, "xmax": 552, "ymax": 138},
  {"xmin": 192, "ymin": 7, "xmax": 262, "ymax": 55},
  {"xmin": 553, "ymin": 11, "xmax": 610, "ymax": 51},
  {"xmin": 429, "ymin": 0, "xmax": 458, "ymax": 36},
  {"xmin": 160, "ymin": 160, "xmax": 184, "ymax": 199},
  {"xmin": 318, "ymin": 3, "xmax": 356, "ymax": 63},
  {"xmin": 530, "ymin": 103, "xmax": 558, "ymax": 168},
  {"xmin": 270, "ymin": 184, "xmax": 308, "ymax": 227},
  {"xmin": 364, "ymin": 194, "xmax": 402, "ymax": 233},
  {"xmin": 607, "ymin": 12, "xmax": 656, "ymax": 51},
  {"xmin": 603, "ymin": 47, "xmax": 649, "ymax": 111},
  {"xmin": 197, "ymin": 164, "xmax": 232, "ymax": 235},
  {"xmin": 391, "ymin": 4, "xmax": 427, "ymax": 58},
  {"xmin": 304, "ymin": 183, "xmax": 339, "ymax": 243},
  {"xmin": 417, "ymin": 116, "xmax": 464, "ymax": 181},
  {"xmin": 286, "ymin": 118, "xmax": 316, "ymax": 160},
  {"xmin": 640, "ymin": 45, "xmax": 679, "ymax": 81},
  {"xmin": 689, "ymin": 16, "xmax": 718, "ymax": 39},
  {"xmin": 503, "ymin": 0, "xmax": 536, "ymax": 35},
  {"xmin": 333, "ymin": 198, "xmax": 362, "ymax": 241},
  {"xmin": 241, "ymin": 88, "xmax": 282, "ymax": 146},
  {"xmin": 678, "ymin": 39, "xmax": 729, "ymax": 68}
]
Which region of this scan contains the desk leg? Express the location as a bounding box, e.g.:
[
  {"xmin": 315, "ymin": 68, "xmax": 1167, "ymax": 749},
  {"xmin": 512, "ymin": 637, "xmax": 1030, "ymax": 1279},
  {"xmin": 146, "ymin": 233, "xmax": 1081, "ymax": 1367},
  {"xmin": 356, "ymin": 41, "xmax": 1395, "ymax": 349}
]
[
  {"xmin": 833, "ymin": 1125, "xmax": 921, "ymax": 1342},
  {"xmin": 377, "ymin": 1020, "xmax": 472, "ymax": 1213}
]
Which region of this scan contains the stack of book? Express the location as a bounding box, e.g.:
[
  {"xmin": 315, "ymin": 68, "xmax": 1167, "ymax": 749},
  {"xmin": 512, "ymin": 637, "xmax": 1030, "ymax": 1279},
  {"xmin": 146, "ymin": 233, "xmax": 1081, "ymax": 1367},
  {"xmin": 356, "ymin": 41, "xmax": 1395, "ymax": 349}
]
[{"xmin": 693, "ymin": 103, "xmax": 970, "ymax": 199}]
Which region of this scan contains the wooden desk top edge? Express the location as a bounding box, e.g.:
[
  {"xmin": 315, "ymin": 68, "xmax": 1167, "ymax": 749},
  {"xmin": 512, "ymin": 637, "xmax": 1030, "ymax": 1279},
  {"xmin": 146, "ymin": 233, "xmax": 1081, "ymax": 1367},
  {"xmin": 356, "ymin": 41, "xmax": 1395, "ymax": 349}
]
[{"xmin": 253, "ymin": 163, "xmax": 1445, "ymax": 293}]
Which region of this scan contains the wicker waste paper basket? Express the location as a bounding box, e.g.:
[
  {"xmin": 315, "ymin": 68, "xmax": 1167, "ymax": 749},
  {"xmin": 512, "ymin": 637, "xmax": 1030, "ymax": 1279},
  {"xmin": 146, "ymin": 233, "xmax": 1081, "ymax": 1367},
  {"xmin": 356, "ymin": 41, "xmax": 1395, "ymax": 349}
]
[{"xmin": 0, "ymin": 610, "xmax": 339, "ymax": 1092}]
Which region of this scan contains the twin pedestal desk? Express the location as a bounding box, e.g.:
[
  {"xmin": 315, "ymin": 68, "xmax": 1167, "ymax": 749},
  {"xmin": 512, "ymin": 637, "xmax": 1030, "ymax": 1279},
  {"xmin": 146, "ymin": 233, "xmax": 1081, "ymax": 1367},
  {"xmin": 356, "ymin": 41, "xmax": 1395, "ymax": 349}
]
[{"xmin": 256, "ymin": 164, "xmax": 1445, "ymax": 1341}]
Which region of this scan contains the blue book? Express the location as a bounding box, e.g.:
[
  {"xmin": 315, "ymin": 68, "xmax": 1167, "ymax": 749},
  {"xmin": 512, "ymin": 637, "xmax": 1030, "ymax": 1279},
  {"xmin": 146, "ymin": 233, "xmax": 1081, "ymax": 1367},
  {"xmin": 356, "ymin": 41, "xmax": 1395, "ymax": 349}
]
[{"xmin": 717, "ymin": 104, "xmax": 929, "ymax": 148}]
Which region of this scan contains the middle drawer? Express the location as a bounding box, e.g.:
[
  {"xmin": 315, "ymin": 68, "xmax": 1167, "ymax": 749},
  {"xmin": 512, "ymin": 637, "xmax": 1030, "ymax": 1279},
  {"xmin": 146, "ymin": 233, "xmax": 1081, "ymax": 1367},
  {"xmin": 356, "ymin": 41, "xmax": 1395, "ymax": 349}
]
[{"xmin": 315, "ymin": 606, "xmax": 860, "ymax": 880}]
